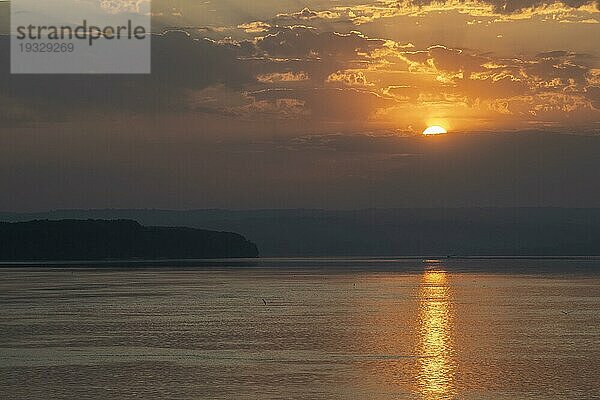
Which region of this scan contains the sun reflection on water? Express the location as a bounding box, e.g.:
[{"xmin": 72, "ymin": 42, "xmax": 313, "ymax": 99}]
[{"xmin": 417, "ymin": 267, "xmax": 456, "ymax": 399}]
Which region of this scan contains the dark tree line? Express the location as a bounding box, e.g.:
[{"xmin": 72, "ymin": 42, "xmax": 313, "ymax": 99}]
[{"xmin": 0, "ymin": 220, "xmax": 259, "ymax": 261}]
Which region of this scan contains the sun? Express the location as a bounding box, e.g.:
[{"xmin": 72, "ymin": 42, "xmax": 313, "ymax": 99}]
[{"xmin": 422, "ymin": 126, "xmax": 448, "ymax": 135}]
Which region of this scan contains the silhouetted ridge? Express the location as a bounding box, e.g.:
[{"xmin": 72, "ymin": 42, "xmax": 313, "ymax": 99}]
[{"xmin": 0, "ymin": 220, "xmax": 259, "ymax": 261}]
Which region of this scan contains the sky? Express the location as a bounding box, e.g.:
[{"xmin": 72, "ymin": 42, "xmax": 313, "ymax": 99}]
[{"xmin": 1, "ymin": 0, "xmax": 600, "ymax": 211}]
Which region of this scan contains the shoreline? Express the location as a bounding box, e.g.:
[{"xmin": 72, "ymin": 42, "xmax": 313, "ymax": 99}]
[{"xmin": 2, "ymin": 255, "xmax": 600, "ymax": 268}]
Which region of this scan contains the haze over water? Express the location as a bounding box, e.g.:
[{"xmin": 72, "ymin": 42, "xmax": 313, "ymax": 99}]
[{"xmin": 1, "ymin": 259, "xmax": 600, "ymax": 399}]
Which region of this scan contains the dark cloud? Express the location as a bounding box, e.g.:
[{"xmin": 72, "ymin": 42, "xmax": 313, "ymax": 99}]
[
  {"xmin": 246, "ymin": 25, "xmax": 390, "ymax": 84},
  {"xmin": 586, "ymin": 86, "xmax": 600, "ymax": 109},
  {"xmin": 1, "ymin": 17, "xmax": 598, "ymax": 128},
  {"xmin": 457, "ymin": 76, "xmax": 530, "ymax": 100},
  {"xmin": 0, "ymin": 27, "xmax": 394, "ymax": 123},
  {"xmin": 276, "ymin": 8, "xmax": 322, "ymax": 20},
  {"xmin": 402, "ymin": 46, "xmax": 495, "ymax": 77},
  {"xmin": 268, "ymin": 0, "xmax": 599, "ymax": 28},
  {"xmin": 0, "ymin": 32, "xmax": 255, "ymax": 121},
  {"xmin": 479, "ymin": 0, "xmax": 598, "ymax": 13},
  {"xmin": 427, "ymin": 46, "xmax": 487, "ymax": 74},
  {"xmin": 527, "ymin": 51, "xmax": 592, "ymax": 86},
  {"xmin": 381, "ymin": 0, "xmax": 598, "ymax": 16},
  {"xmin": 250, "ymin": 87, "xmax": 396, "ymax": 119},
  {"xmin": 256, "ymin": 26, "xmax": 386, "ymax": 59}
]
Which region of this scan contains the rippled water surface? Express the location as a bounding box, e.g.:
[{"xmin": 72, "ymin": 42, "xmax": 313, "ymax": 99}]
[{"xmin": 1, "ymin": 259, "xmax": 600, "ymax": 399}]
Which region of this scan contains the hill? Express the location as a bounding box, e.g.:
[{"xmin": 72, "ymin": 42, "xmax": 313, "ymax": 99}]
[
  {"xmin": 3, "ymin": 208, "xmax": 599, "ymax": 257},
  {"xmin": 0, "ymin": 219, "xmax": 259, "ymax": 261}
]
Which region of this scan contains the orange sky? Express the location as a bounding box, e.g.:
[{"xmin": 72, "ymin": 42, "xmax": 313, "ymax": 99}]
[
  {"xmin": 2, "ymin": 0, "xmax": 599, "ymax": 133},
  {"xmin": 1, "ymin": 0, "xmax": 599, "ymax": 210},
  {"xmin": 140, "ymin": 0, "xmax": 600, "ymax": 134}
]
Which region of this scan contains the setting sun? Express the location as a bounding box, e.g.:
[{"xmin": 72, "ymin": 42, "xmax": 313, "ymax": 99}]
[{"xmin": 423, "ymin": 126, "xmax": 448, "ymax": 135}]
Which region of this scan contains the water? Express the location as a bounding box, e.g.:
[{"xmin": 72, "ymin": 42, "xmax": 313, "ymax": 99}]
[{"xmin": 1, "ymin": 258, "xmax": 600, "ymax": 399}]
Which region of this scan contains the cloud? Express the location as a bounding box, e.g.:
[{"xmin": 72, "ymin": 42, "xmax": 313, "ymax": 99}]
[
  {"xmin": 276, "ymin": 132, "xmax": 422, "ymax": 154},
  {"xmin": 586, "ymin": 86, "xmax": 600, "ymax": 108},
  {"xmin": 238, "ymin": 21, "xmax": 271, "ymax": 33},
  {"xmin": 466, "ymin": 0, "xmax": 598, "ymax": 14},
  {"xmin": 0, "ymin": 25, "xmax": 403, "ymax": 123},
  {"xmin": 327, "ymin": 70, "xmax": 372, "ymax": 87},
  {"xmin": 0, "ymin": 31, "xmax": 255, "ymax": 121},
  {"xmin": 249, "ymin": 87, "xmax": 396, "ymax": 120},
  {"xmin": 255, "ymin": 26, "xmax": 387, "ymax": 60},
  {"xmin": 275, "ymin": 7, "xmax": 345, "ymax": 22},
  {"xmin": 257, "ymin": 71, "xmax": 310, "ymax": 83},
  {"xmin": 263, "ymin": 0, "xmax": 599, "ymax": 28},
  {"xmin": 1, "ymin": 19, "xmax": 599, "ymax": 130},
  {"xmin": 100, "ymin": 0, "xmax": 150, "ymax": 15},
  {"xmin": 390, "ymin": 44, "xmax": 599, "ymax": 120}
]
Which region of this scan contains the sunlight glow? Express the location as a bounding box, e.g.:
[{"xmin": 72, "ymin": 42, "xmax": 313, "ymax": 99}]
[
  {"xmin": 422, "ymin": 126, "xmax": 448, "ymax": 135},
  {"xmin": 417, "ymin": 268, "xmax": 456, "ymax": 399}
]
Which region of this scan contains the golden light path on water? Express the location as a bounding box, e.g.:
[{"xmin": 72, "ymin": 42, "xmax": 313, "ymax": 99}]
[{"xmin": 417, "ymin": 267, "xmax": 456, "ymax": 399}]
